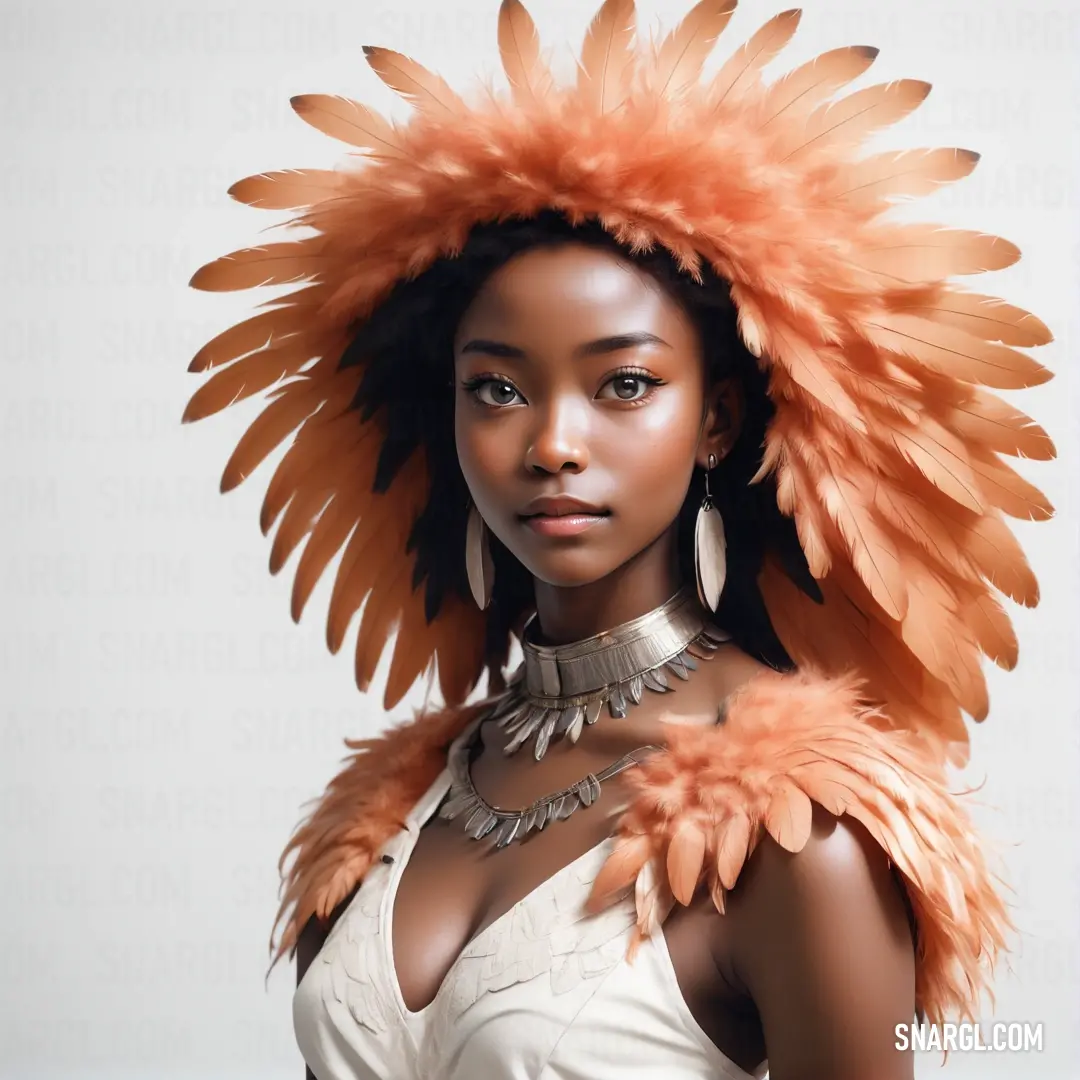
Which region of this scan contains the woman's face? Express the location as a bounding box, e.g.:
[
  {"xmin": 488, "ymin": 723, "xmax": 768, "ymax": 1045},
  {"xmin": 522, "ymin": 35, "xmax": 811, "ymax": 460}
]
[{"xmin": 453, "ymin": 242, "xmax": 721, "ymax": 590}]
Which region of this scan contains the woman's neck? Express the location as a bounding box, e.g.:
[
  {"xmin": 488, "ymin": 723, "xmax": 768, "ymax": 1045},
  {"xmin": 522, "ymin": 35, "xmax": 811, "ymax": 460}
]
[{"xmin": 530, "ymin": 527, "xmax": 682, "ymax": 645}]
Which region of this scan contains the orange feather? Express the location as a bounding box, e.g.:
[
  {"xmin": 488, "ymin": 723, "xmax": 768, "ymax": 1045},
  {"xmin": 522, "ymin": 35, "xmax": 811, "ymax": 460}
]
[
  {"xmin": 764, "ymin": 775, "xmax": 814, "ymax": 851},
  {"xmin": 814, "ymin": 470, "xmax": 908, "ymax": 620},
  {"xmin": 762, "ymin": 315, "xmax": 868, "ymax": 430},
  {"xmin": 868, "ymin": 615, "xmax": 984, "ymax": 738},
  {"xmin": 758, "ymin": 45, "xmax": 879, "ymax": 128},
  {"xmin": 828, "ymin": 350, "xmax": 922, "ymax": 425},
  {"xmin": 576, "ymin": 0, "xmax": 637, "ymax": 114},
  {"xmin": 269, "ymin": 422, "xmax": 373, "ymax": 579},
  {"xmin": 322, "ymin": 511, "xmax": 394, "ymax": 647},
  {"xmin": 353, "ymin": 554, "xmax": 416, "ymax": 693},
  {"xmin": 188, "ymin": 298, "xmax": 320, "ymax": 372},
  {"xmin": 864, "ymin": 312, "xmax": 1052, "ymax": 389},
  {"xmin": 827, "ymin": 147, "xmax": 981, "ymax": 205},
  {"xmin": 855, "ymin": 226, "xmax": 1020, "ymax": 283},
  {"xmin": 325, "ymin": 493, "xmax": 414, "ymax": 656},
  {"xmin": 384, "ymin": 593, "xmax": 440, "ymax": 709},
  {"xmin": 907, "ymin": 291, "xmax": 1053, "ymax": 347},
  {"xmin": 798, "ymin": 772, "xmax": 861, "ymax": 817},
  {"xmin": 967, "ymin": 451, "xmax": 1055, "ymax": 521},
  {"xmin": 189, "ymin": 243, "xmax": 330, "ymax": 293},
  {"xmin": 220, "ymin": 369, "xmax": 355, "ymax": 493},
  {"xmin": 929, "ymin": 504, "xmax": 1040, "ymax": 608},
  {"xmin": 817, "ymin": 564, "xmax": 969, "ymax": 746},
  {"xmin": 708, "ymin": 9, "xmax": 802, "ymax": 112},
  {"xmin": 714, "ymin": 809, "xmax": 753, "ymax": 890},
  {"xmin": 646, "ymin": 0, "xmax": 737, "ymax": 98},
  {"xmin": 362, "ymin": 46, "xmax": 465, "ymax": 116},
  {"xmin": 962, "ymin": 590, "xmax": 1019, "ymax": 671},
  {"xmin": 181, "ymin": 338, "xmax": 326, "ymax": 422},
  {"xmin": 432, "ymin": 596, "xmax": 487, "ymax": 705},
  {"xmin": 633, "ymin": 856, "xmax": 676, "ymax": 946},
  {"xmin": 896, "ymin": 562, "xmax": 987, "ymax": 719},
  {"xmin": 946, "ymin": 390, "xmax": 1056, "ymax": 460},
  {"xmin": 290, "ymin": 94, "xmax": 404, "ymax": 155},
  {"xmin": 886, "ymin": 416, "xmax": 984, "ymax": 513},
  {"xmin": 269, "ymin": 482, "xmax": 337, "ymax": 577},
  {"xmin": 871, "ymin": 482, "xmax": 979, "ymax": 583},
  {"xmin": 775, "ymin": 450, "xmax": 833, "ymax": 578},
  {"xmin": 228, "ymin": 169, "xmax": 347, "ymax": 210},
  {"xmin": 290, "ymin": 489, "xmax": 368, "ymax": 621},
  {"xmin": 779, "ymin": 79, "xmax": 930, "ymax": 159},
  {"xmin": 257, "ymin": 396, "xmax": 372, "ymax": 537},
  {"xmin": 667, "ymin": 822, "xmax": 708, "ymax": 904},
  {"xmin": 497, "ymin": 0, "xmax": 552, "ymax": 105},
  {"xmin": 588, "ymin": 832, "xmax": 652, "ymax": 911}
]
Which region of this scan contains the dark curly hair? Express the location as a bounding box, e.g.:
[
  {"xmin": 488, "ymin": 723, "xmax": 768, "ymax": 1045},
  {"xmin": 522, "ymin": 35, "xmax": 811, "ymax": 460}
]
[{"xmin": 339, "ymin": 209, "xmax": 820, "ymax": 679}]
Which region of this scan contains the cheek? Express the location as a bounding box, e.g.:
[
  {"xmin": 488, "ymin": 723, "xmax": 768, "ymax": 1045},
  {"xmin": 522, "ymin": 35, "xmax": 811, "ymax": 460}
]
[
  {"xmin": 454, "ymin": 402, "xmax": 511, "ymax": 497},
  {"xmin": 605, "ymin": 389, "xmax": 702, "ymax": 492}
]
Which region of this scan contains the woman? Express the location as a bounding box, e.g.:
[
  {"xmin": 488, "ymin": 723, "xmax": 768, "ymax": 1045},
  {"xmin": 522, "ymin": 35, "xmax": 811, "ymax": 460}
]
[{"xmin": 185, "ymin": 2, "xmax": 1054, "ymax": 1078}]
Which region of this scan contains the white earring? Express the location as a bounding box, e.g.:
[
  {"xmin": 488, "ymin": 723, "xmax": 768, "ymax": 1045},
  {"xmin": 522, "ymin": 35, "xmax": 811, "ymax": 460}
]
[
  {"xmin": 694, "ymin": 453, "xmax": 727, "ymax": 611},
  {"xmin": 465, "ymin": 503, "xmax": 495, "ymax": 610}
]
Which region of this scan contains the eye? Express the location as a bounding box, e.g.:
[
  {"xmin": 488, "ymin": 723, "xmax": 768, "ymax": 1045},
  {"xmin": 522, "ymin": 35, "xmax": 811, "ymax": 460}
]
[
  {"xmin": 598, "ymin": 371, "xmax": 663, "ymax": 402},
  {"xmin": 467, "ymin": 377, "xmax": 525, "ymax": 407}
]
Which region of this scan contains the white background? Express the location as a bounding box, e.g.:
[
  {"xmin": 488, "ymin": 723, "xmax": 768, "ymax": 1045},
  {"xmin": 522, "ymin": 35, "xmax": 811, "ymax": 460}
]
[{"xmin": 1, "ymin": 0, "xmax": 1077, "ymax": 1077}]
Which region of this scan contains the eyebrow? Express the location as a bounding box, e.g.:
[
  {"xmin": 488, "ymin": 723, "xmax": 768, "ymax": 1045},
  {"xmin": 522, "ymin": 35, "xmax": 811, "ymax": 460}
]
[{"xmin": 458, "ymin": 330, "xmax": 671, "ymax": 359}]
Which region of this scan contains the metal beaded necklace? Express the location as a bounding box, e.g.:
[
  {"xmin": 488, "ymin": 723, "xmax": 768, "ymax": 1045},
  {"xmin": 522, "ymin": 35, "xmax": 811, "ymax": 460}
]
[
  {"xmin": 436, "ymin": 586, "xmax": 731, "ymax": 849},
  {"xmin": 438, "ymin": 729, "xmax": 661, "ymax": 849}
]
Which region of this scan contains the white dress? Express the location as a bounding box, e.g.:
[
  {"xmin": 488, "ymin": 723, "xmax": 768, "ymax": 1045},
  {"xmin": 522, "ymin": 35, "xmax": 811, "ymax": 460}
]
[{"xmin": 293, "ymin": 724, "xmax": 769, "ymax": 1080}]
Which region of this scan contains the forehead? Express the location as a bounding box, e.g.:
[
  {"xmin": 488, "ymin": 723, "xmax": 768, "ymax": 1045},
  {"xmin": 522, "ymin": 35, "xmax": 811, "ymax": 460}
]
[{"xmin": 456, "ymin": 243, "xmax": 693, "ymax": 337}]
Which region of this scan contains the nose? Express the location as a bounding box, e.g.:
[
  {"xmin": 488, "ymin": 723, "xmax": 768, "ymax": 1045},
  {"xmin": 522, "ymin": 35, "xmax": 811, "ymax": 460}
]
[{"xmin": 523, "ymin": 399, "xmax": 590, "ymax": 474}]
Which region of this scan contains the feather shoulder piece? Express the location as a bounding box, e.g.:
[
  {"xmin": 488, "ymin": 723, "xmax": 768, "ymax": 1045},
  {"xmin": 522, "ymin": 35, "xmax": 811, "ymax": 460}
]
[
  {"xmin": 266, "ymin": 698, "xmax": 480, "ymax": 976},
  {"xmin": 586, "ymin": 668, "xmax": 1011, "ymax": 1024}
]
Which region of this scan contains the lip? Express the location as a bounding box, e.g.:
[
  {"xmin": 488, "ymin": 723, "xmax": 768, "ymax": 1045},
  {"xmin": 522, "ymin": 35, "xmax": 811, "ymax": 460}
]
[
  {"xmin": 519, "ymin": 495, "xmax": 608, "ymax": 518},
  {"xmin": 518, "ymin": 495, "xmax": 610, "ymax": 538},
  {"xmin": 523, "ymin": 513, "xmax": 607, "ymax": 537}
]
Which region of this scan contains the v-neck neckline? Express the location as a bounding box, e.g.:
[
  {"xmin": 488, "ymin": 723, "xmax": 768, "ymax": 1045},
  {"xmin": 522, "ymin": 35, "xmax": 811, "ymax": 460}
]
[{"xmin": 380, "ymin": 758, "xmax": 615, "ymax": 1025}]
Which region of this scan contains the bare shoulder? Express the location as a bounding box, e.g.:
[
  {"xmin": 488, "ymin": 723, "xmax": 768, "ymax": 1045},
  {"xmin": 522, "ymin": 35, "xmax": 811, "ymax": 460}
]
[
  {"xmin": 731, "ymin": 804, "xmax": 907, "ymax": 924},
  {"xmin": 719, "ymin": 805, "xmax": 917, "ymax": 1079},
  {"xmin": 703, "ymin": 644, "xmax": 776, "ymax": 704}
]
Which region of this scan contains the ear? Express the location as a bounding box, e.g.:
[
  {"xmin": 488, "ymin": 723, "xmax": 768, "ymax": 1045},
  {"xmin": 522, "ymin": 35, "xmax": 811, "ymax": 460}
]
[{"xmin": 696, "ymin": 376, "xmax": 744, "ymax": 469}]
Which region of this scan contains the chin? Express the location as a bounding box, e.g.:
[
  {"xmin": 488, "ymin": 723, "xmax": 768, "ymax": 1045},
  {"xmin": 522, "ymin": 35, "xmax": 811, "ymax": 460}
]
[{"xmin": 512, "ymin": 550, "xmax": 618, "ymax": 590}]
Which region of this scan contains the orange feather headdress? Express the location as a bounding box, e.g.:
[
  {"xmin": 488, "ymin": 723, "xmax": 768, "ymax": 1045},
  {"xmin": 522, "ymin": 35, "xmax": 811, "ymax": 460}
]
[{"xmin": 186, "ymin": 0, "xmax": 1054, "ymax": 761}]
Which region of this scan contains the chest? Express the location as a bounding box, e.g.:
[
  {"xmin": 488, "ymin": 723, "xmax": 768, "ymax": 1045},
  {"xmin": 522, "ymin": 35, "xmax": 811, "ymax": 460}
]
[
  {"xmin": 391, "ymin": 753, "xmax": 633, "ymax": 1009},
  {"xmin": 294, "ymin": 747, "xmax": 770, "ymax": 1080},
  {"xmin": 295, "ymin": 810, "xmax": 639, "ymax": 1078},
  {"xmin": 295, "ymin": 820, "xmax": 766, "ymax": 1080},
  {"xmin": 388, "ymin": 761, "xmax": 765, "ymax": 1074}
]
